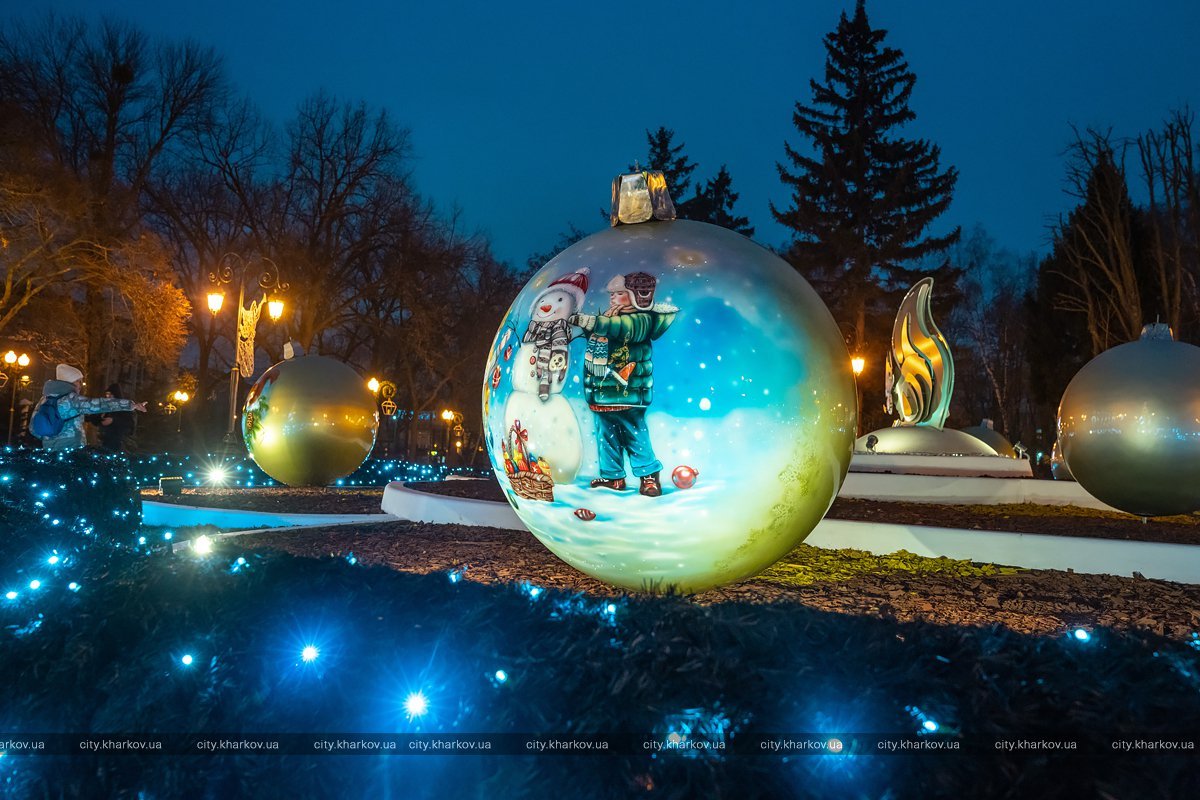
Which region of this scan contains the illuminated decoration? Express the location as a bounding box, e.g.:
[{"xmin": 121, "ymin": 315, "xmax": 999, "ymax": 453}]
[
  {"xmin": 192, "ymin": 535, "xmax": 213, "ymax": 556},
  {"xmin": 857, "ymin": 278, "xmax": 1001, "ymax": 457},
  {"xmin": 482, "ymin": 173, "xmax": 856, "ymax": 593},
  {"xmin": 403, "ymin": 691, "xmax": 429, "ymax": 720},
  {"xmin": 301, "ymin": 645, "xmax": 320, "ymax": 663},
  {"xmin": 1058, "ymin": 323, "xmax": 1200, "ymax": 516},
  {"xmin": 242, "ymin": 356, "xmax": 379, "ymax": 487},
  {"xmin": 887, "ymin": 277, "xmax": 952, "ymax": 427}
]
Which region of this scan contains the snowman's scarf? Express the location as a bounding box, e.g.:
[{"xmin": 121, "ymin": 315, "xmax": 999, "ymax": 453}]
[{"xmin": 523, "ymin": 318, "xmax": 570, "ymax": 398}]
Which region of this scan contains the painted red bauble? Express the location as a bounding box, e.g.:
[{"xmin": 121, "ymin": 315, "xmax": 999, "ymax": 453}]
[{"xmin": 671, "ymin": 465, "xmax": 699, "ymax": 489}]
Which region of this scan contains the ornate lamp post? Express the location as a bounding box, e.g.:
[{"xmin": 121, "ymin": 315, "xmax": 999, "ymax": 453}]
[
  {"xmin": 171, "ymin": 390, "xmax": 191, "ymax": 434},
  {"xmin": 207, "ymin": 254, "xmax": 288, "ymax": 445},
  {"xmin": 3, "ymin": 350, "xmax": 31, "ymax": 445},
  {"xmin": 440, "ymin": 408, "xmax": 463, "ymax": 460},
  {"xmin": 368, "ymin": 378, "xmax": 397, "ymax": 456}
]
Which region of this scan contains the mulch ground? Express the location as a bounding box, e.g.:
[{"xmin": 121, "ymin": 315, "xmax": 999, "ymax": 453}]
[
  {"xmin": 230, "ymin": 520, "xmax": 1200, "ymax": 639},
  {"xmin": 142, "ymin": 487, "xmax": 386, "ymax": 514}
]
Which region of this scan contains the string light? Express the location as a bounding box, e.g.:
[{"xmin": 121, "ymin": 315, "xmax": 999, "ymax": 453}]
[
  {"xmin": 301, "ymin": 645, "xmax": 320, "ymax": 663},
  {"xmin": 192, "ymin": 535, "xmax": 213, "ymax": 556},
  {"xmin": 180, "ymin": 654, "xmax": 194, "ymax": 666},
  {"xmin": 493, "ymin": 670, "xmax": 509, "ymax": 684},
  {"xmin": 403, "ymin": 691, "xmax": 428, "ymax": 720},
  {"xmin": 1073, "ymin": 628, "xmax": 1091, "ymax": 642}
]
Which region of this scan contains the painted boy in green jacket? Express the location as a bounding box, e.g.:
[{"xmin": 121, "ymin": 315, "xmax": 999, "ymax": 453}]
[{"xmin": 569, "ymin": 272, "xmax": 676, "ymax": 496}]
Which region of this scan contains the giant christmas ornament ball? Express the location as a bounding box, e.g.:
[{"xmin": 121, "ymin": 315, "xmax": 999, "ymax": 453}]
[
  {"xmin": 1058, "ymin": 325, "xmax": 1200, "ymax": 516},
  {"xmin": 242, "ymin": 355, "xmax": 379, "ymax": 487},
  {"xmin": 482, "ymin": 219, "xmax": 856, "ymax": 592}
]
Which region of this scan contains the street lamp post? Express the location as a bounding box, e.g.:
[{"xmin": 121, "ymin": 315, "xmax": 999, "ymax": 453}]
[
  {"xmin": 3, "ymin": 350, "xmax": 31, "ymax": 445},
  {"xmin": 208, "ymin": 254, "xmax": 288, "ymax": 446},
  {"xmin": 440, "ymin": 408, "xmax": 463, "ymax": 462},
  {"xmin": 851, "ymin": 355, "xmax": 866, "ymax": 437},
  {"xmin": 172, "ymin": 390, "xmax": 191, "ymax": 434}
]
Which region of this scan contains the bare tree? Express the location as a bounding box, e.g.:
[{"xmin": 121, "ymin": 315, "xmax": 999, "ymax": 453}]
[
  {"xmin": 1051, "ymin": 129, "xmax": 1143, "ymax": 354},
  {"xmin": 1137, "ymin": 108, "xmax": 1199, "ymax": 334},
  {"xmin": 0, "ymin": 14, "xmax": 224, "ymax": 382}
]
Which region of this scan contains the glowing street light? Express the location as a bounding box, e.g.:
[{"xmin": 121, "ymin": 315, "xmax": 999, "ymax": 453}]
[
  {"xmin": 267, "ymin": 298, "xmax": 285, "ymax": 322},
  {"xmin": 367, "ymin": 377, "xmax": 381, "ymax": 394},
  {"xmin": 171, "ymin": 390, "xmax": 191, "ymax": 432},
  {"xmin": 207, "ymin": 291, "xmax": 225, "ymax": 315},
  {"xmin": 851, "ymin": 356, "xmax": 865, "ymax": 376},
  {"xmin": 441, "ymin": 409, "xmax": 454, "ymax": 422},
  {"xmin": 3, "ymin": 350, "xmax": 32, "ymax": 444}
]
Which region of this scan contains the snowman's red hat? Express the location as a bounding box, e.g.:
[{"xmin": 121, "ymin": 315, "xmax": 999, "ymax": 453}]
[{"xmin": 534, "ymin": 267, "xmax": 590, "ymax": 310}]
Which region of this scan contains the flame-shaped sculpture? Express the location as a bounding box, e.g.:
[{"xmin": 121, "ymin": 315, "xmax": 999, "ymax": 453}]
[{"xmin": 886, "ymin": 277, "xmax": 953, "ymax": 429}]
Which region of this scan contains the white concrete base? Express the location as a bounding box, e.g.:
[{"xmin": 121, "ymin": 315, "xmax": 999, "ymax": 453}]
[
  {"xmin": 380, "ymin": 482, "xmax": 523, "ymax": 528},
  {"xmin": 850, "ymin": 452, "xmax": 1033, "ymax": 478},
  {"xmin": 807, "ymin": 519, "xmax": 1200, "ymax": 585},
  {"xmin": 143, "ymin": 500, "xmax": 394, "ymax": 530},
  {"xmin": 839, "ymin": 472, "xmax": 1118, "ymax": 510}
]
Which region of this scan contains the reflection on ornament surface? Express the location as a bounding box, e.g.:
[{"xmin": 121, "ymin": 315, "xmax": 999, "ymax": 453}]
[
  {"xmin": 243, "ymin": 355, "xmax": 379, "ymax": 487},
  {"xmin": 1058, "ymin": 324, "xmax": 1200, "ymax": 516},
  {"xmin": 482, "ymin": 220, "xmax": 856, "ymax": 592}
]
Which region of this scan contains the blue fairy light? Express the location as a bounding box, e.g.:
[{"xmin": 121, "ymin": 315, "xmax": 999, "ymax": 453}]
[
  {"xmin": 301, "ymin": 645, "xmax": 320, "ymax": 663},
  {"xmin": 4, "ymin": 591, "xmax": 17, "ymax": 601},
  {"xmin": 28, "ymin": 580, "xmax": 41, "ymax": 590},
  {"xmin": 68, "ymin": 582, "xmax": 80, "ymax": 592},
  {"xmin": 922, "ymin": 719, "xmax": 939, "ymax": 733},
  {"xmin": 448, "ymin": 567, "xmax": 465, "ymax": 584},
  {"xmin": 403, "ymin": 691, "xmax": 429, "ymax": 720},
  {"xmin": 47, "ymin": 554, "xmax": 61, "ymax": 565},
  {"xmin": 180, "ymin": 654, "xmax": 194, "ymax": 666},
  {"xmin": 1073, "ymin": 628, "xmax": 1091, "ymax": 642},
  {"xmin": 494, "ymin": 669, "xmax": 508, "ymax": 684}
]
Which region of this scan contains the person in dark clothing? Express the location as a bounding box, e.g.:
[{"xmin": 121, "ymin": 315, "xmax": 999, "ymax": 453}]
[{"xmin": 86, "ymin": 383, "xmax": 135, "ymax": 453}]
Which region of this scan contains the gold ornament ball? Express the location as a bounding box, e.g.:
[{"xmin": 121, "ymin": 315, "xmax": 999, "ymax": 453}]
[
  {"xmin": 242, "ymin": 355, "xmax": 379, "ymax": 486},
  {"xmin": 1058, "ymin": 327, "xmax": 1200, "ymax": 516}
]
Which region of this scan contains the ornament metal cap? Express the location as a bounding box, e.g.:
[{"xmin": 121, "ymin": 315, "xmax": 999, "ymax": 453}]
[
  {"xmin": 1140, "ymin": 322, "xmax": 1175, "ymax": 341},
  {"xmin": 610, "ymin": 170, "xmax": 676, "ymax": 227}
]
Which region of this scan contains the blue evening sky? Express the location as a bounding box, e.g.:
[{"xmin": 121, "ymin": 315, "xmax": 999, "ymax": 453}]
[{"xmin": 15, "ymin": 0, "xmax": 1200, "ymax": 266}]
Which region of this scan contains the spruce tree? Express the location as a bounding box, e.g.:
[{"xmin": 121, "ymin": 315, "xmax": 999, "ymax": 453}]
[
  {"xmin": 771, "ymin": 0, "xmax": 959, "ymax": 348},
  {"xmin": 632, "ymin": 127, "xmax": 698, "ymax": 217},
  {"xmin": 690, "ymin": 165, "xmax": 754, "ymax": 237}
]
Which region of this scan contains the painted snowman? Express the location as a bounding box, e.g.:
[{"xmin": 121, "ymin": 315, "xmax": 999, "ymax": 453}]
[{"xmin": 503, "ymin": 268, "xmax": 590, "ymax": 484}]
